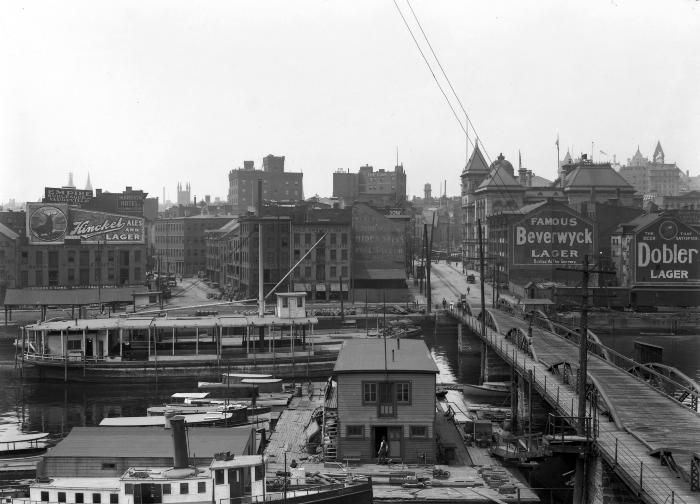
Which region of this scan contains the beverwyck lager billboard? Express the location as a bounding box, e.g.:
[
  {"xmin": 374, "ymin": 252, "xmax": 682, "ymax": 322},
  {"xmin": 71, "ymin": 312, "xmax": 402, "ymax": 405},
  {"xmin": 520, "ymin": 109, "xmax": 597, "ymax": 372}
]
[
  {"xmin": 635, "ymin": 217, "xmax": 699, "ymax": 285},
  {"xmin": 513, "ymin": 206, "xmax": 595, "ymax": 266},
  {"xmin": 27, "ymin": 203, "xmax": 144, "ymax": 244}
]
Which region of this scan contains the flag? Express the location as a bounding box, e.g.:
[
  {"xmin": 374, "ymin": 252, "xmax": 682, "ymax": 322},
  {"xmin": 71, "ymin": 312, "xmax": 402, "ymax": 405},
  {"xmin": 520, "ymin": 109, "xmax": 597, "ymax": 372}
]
[
  {"xmin": 555, "ymin": 135, "xmax": 559, "ymax": 149},
  {"xmin": 600, "ymin": 150, "xmax": 608, "ymax": 156}
]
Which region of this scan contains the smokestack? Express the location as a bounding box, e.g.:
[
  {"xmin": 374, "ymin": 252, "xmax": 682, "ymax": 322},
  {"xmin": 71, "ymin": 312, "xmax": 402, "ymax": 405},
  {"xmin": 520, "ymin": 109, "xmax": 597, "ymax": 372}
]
[
  {"xmin": 392, "ymin": 349, "xmax": 395, "ymax": 362},
  {"xmin": 170, "ymin": 416, "xmax": 189, "ymax": 469},
  {"xmin": 397, "ymin": 337, "xmax": 400, "ymax": 350}
]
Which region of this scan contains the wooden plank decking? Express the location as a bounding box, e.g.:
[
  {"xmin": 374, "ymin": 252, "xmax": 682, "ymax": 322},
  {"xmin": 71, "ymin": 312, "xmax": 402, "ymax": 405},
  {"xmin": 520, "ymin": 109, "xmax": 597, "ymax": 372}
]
[{"xmin": 452, "ymin": 308, "xmax": 700, "ymax": 504}]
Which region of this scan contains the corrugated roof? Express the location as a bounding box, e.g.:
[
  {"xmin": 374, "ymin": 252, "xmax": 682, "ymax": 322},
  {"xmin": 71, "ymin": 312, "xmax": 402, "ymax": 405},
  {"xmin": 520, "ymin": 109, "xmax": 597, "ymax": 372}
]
[
  {"xmin": 4, "ymin": 288, "xmax": 152, "ymax": 307},
  {"xmin": 333, "ymin": 339, "xmax": 439, "ymax": 374},
  {"xmin": 44, "ymin": 426, "xmax": 252, "ymax": 459},
  {"xmin": 0, "ymin": 222, "xmax": 19, "ymax": 240}
]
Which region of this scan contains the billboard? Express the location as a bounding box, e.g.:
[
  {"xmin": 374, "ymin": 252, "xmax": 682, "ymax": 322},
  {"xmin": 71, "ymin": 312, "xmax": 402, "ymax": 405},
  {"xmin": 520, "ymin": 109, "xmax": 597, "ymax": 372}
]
[
  {"xmin": 67, "ymin": 209, "xmax": 145, "ymax": 244},
  {"xmin": 26, "ymin": 204, "xmax": 144, "ymax": 245},
  {"xmin": 27, "ymin": 203, "xmax": 69, "ymax": 244},
  {"xmin": 44, "ymin": 187, "xmax": 93, "ymax": 205},
  {"xmin": 513, "ymin": 207, "xmax": 595, "ymax": 266},
  {"xmin": 635, "ymin": 218, "xmax": 699, "ymax": 285}
]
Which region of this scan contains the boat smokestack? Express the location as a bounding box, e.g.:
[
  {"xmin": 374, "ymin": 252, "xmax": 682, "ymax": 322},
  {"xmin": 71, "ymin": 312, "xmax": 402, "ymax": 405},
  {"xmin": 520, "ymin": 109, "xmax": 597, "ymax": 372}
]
[
  {"xmin": 397, "ymin": 337, "xmax": 400, "ymax": 350},
  {"xmin": 170, "ymin": 416, "xmax": 189, "ymax": 469}
]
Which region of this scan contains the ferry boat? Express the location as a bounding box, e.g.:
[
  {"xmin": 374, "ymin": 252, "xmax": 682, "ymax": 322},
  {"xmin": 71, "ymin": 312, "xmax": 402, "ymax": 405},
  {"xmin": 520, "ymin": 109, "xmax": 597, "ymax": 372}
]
[
  {"xmin": 12, "ymin": 416, "xmax": 372, "ymax": 504},
  {"xmin": 18, "ymin": 293, "xmax": 339, "ymax": 382}
]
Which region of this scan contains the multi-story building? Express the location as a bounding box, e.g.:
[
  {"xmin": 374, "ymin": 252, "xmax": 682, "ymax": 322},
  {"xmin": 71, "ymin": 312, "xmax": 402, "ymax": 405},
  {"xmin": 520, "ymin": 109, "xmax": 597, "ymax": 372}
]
[
  {"xmin": 334, "ymin": 339, "xmax": 439, "ymax": 463},
  {"xmin": 0, "ymin": 223, "xmax": 19, "ymax": 295},
  {"xmin": 611, "ymin": 213, "xmax": 699, "ymax": 306},
  {"xmin": 155, "ymin": 215, "xmax": 235, "ymax": 277},
  {"xmin": 619, "ymin": 142, "xmax": 685, "ymax": 197},
  {"xmin": 351, "ymin": 203, "xmax": 409, "ymax": 302},
  {"xmin": 333, "ymin": 164, "xmax": 407, "ymax": 206},
  {"xmin": 227, "ymin": 155, "xmax": 304, "ymax": 214}
]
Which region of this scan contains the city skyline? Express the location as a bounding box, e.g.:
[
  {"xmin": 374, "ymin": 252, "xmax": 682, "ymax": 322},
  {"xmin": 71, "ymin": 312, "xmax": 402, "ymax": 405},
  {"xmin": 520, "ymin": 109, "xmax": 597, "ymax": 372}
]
[{"xmin": 2, "ymin": 0, "xmax": 700, "ymax": 204}]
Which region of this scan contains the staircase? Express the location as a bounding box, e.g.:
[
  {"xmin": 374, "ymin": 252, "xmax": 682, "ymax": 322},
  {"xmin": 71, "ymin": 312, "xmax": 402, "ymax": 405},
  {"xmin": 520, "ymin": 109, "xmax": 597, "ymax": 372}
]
[{"xmin": 323, "ymin": 409, "xmax": 338, "ymax": 461}]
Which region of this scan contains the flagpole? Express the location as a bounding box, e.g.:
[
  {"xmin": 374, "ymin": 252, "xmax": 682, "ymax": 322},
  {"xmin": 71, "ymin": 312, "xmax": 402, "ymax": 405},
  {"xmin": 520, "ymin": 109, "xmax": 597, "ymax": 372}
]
[{"xmin": 556, "ymin": 134, "xmax": 560, "ymax": 184}]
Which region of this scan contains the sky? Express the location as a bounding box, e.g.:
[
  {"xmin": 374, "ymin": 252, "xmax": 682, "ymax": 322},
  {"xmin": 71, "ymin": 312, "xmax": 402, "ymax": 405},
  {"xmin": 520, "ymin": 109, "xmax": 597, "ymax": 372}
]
[{"xmin": 1, "ymin": 0, "xmax": 699, "ymax": 205}]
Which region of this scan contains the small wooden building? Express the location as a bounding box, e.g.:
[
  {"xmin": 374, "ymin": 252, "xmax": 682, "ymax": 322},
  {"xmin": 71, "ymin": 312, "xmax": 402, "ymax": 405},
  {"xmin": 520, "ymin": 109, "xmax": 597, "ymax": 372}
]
[{"xmin": 333, "ymin": 339, "xmax": 438, "ymax": 463}]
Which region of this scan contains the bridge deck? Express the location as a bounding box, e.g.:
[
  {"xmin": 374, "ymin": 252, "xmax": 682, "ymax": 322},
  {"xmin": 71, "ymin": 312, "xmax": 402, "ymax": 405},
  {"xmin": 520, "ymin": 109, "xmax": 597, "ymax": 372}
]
[{"xmin": 452, "ymin": 308, "xmax": 700, "ymax": 504}]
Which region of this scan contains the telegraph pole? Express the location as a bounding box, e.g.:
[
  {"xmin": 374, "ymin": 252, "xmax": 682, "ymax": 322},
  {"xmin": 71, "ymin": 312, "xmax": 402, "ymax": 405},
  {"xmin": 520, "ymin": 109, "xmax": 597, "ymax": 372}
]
[
  {"xmin": 426, "ymin": 213, "xmax": 435, "ymax": 313},
  {"xmin": 477, "ymin": 219, "xmax": 486, "ymax": 337}
]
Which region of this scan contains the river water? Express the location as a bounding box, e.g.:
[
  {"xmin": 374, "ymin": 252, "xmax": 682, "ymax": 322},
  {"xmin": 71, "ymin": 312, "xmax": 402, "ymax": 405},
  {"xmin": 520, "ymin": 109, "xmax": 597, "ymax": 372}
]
[{"xmin": 0, "ymin": 320, "xmax": 698, "ymax": 451}]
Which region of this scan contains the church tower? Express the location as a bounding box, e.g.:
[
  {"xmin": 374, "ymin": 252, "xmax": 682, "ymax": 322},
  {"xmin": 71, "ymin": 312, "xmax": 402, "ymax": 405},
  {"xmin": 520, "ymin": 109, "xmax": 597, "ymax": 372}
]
[{"xmin": 652, "ymin": 141, "xmax": 665, "ymax": 164}]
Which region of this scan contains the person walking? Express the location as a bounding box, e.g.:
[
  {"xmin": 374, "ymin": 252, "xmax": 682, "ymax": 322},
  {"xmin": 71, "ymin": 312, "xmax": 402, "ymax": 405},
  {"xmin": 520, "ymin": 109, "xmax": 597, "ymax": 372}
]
[
  {"xmin": 378, "ymin": 436, "xmax": 389, "ymax": 464},
  {"xmin": 442, "ymin": 298, "xmax": 447, "ymax": 310}
]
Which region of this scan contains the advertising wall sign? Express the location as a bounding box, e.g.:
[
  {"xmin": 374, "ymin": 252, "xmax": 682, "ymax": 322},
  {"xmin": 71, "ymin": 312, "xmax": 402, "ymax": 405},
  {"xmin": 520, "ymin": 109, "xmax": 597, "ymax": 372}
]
[
  {"xmin": 27, "ymin": 203, "xmax": 69, "ymax": 244},
  {"xmin": 635, "ymin": 218, "xmax": 699, "ymax": 284},
  {"xmin": 513, "ymin": 208, "xmax": 595, "ymax": 265},
  {"xmin": 67, "ymin": 209, "xmax": 145, "ymax": 244},
  {"xmin": 117, "ymin": 191, "xmax": 146, "ymax": 213},
  {"xmin": 43, "ymin": 187, "xmax": 93, "ymax": 205}
]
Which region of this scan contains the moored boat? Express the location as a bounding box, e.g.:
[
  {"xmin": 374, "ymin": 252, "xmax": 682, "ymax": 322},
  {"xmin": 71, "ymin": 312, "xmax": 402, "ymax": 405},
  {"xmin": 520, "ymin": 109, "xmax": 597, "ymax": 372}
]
[
  {"xmin": 462, "ymin": 381, "xmax": 511, "ymax": 399},
  {"xmin": 0, "ymin": 433, "xmax": 50, "ymax": 458}
]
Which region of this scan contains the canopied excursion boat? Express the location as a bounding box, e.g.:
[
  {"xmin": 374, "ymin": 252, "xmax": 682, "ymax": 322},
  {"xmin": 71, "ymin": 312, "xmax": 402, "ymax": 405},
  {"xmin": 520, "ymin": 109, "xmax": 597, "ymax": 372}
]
[{"xmin": 18, "ymin": 293, "xmax": 339, "ymax": 382}]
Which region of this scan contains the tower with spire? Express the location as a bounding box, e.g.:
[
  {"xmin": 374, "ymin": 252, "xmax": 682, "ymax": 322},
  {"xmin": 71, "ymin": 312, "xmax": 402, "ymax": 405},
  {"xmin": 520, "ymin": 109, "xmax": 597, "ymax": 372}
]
[
  {"xmin": 85, "ymin": 173, "xmax": 93, "ymax": 191},
  {"xmin": 177, "ymin": 182, "xmax": 191, "ymax": 205},
  {"xmin": 652, "ymin": 141, "xmax": 665, "ymax": 164}
]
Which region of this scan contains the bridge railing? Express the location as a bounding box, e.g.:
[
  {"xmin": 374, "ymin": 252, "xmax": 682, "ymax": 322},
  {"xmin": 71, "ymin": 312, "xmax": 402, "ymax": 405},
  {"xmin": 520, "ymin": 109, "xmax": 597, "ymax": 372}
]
[{"xmin": 456, "ymin": 310, "xmax": 691, "ymax": 504}]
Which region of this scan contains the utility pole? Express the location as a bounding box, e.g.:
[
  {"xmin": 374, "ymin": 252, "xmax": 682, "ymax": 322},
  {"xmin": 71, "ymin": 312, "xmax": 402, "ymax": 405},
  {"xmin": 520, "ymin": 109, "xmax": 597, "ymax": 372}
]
[
  {"xmin": 426, "ymin": 213, "xmax": 435, "ymax": 313},
  {"xmin": 477, "ymin": 219, "xmax": 486, "ymax": 337}
]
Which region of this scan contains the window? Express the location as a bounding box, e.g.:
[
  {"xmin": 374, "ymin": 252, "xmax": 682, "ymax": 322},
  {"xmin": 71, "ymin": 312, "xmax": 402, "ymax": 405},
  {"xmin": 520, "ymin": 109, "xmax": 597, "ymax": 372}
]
[
  {"xmin": 92, "ymin": 493, "xmax": 101, "ymax": 504},
  {"xmin": 255, "ymin": 464, "xmax": 264, "ymax": 481},
  {"xmin": 330, "ymin": 233, "xmax": 337, "ymax": 245},
  {"xmin": 363, "ymin": 382, "xmax": 377, "ymax": 403},
  {"xmin": 215, "ymin": 470, "xmax": 225, "ymax": 484},
  {"xmin": 304, "ymin": 233, "xmax": 311, "ymax": 245},
  {"xmin": 410, "ymin": 425, "xmax": 428, "ymax": 438},
  {"xmin": 341, "ymin": 266, "xmax": 348, "ymax": 277},
  {"xmin": 124, "ymin": 486, "xmax": 132, "ymax": 496},
  {"xmin": 21, "ymin": 251, "xmax": 28, "ymax": 264},
  {"xmin": 341, "ymin": 250, "xmax": 348, "ymax": 260},
  {"xmin": 41, "ymin": 492, "xmax": 49, "ymax": 502},
  {"xmin": 58, "ymin": 492, "xmax": 66, "ymax": 502},
  {"xmin": 330, "ymin": 266, "xmax": 336, "ymax": 278},
  {"xmin": 35, "ymin": 250, "xmax": 43, "ymax": 265},
  {"xmin": 68, "ymin": 250, "xmax": 76, "ymax": 263},
  {"xmin": 179, "ymin": 483, "xmax": 188, "ymax": 494},
  {"xmin": 346, "ymin": 425, "xmax": 363, "ymax": 438},
  {"xmin": 109, "ymin": 494, "xmax": 118, "ymax": 504},
  {"xmin": 297, "ymin": 297, "xmax": 303, "ymax": 307},
  {"xmin": 282, "ymin": 297, "xmax": 288, "ymax": 308},
  {"xmin": 396, "ymin": 382, "xmax": 411, "ymax": 404},
  {"xmin": 330, "ymin": 250, "xmax": 336, "ymax": 261},
  {"xmin": 76, "ymin": 493, "xmax": 85, "ymax": 503},
  {"xmin": 197, "ymin": 482, "xmax": 206, "ymax": 494},
  {"xmin": 101, "ymin": 463, "xmax": 116, "ymax": 470},
  {"xmin": 341, "ymin": 233, "xmax": 348, "ymax": 245},
  {"xmin": 68, "ymin": 339, "xmax": 82, "ymax": 351}
]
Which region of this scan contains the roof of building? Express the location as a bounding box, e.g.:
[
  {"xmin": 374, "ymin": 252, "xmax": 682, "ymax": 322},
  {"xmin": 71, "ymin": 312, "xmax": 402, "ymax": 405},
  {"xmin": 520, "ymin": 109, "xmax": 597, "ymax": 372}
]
[
  {"xmin": 44, "ymin": 426, "xmax": 252, "ymax": 459},
  {"xmin": 476, "ymin": 163, "xmax": 524, "ymax": 191},
  {"xmin": 334, "ymin": 339, "xmax": 439, "ymax": 374},
  {"xmin": 0, "ymin": 222, "xmax": 19, "ymax": 240},
  {"xmin": 563, "ymin": 163, "xmax": 634, "ymax": 190},
  {"xmin": 4, "ymin": 288, "xmax": 152, "ymax": 307},
  {"xmin": 461, "ymin": 145, "xmax": 490, "ymax": 175}
]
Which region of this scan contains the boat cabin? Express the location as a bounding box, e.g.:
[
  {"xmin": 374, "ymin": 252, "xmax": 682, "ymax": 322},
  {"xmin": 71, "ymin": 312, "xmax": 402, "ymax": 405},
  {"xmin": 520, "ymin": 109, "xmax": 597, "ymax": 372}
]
[{"xmin": 333, "ymin": 339, "xmax": 439, "ymax": 464}]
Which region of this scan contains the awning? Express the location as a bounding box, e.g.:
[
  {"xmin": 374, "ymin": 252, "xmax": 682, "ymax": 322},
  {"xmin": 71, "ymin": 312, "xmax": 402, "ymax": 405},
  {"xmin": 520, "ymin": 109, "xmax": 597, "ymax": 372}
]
[
  {"xmin": 316, "ymin": 283, "xmax": 326, "ymax": 292},
  {"xmin": 330, "ymin": 282, "xmax": 349, "ymax": 292},
  {"xmin": 294, "ymin": 283, "xmax": 312, "ymax": 292}
]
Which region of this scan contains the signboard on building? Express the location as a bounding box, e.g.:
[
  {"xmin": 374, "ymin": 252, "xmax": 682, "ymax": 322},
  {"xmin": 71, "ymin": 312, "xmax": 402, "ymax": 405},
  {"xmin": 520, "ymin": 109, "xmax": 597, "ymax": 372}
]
[
  {"xmin": 635, "ymin": 218, "xmax": 699, "ymax": 285},
  {"xmin": 512, "ymin": 207, "xmax": 595, "ymax": 266},
  {"xmin": 26, "ymin": 204, "xmax": 144, "ymax": 245},
  {"xmin": 117, "ymin": 191, "xmax": 146, "ymax": 213},
  {"xmin": 27, "ymin": 203, "xmax": 69, "ymax": 244},
  {"xmin": 43, "ymin": 187, "xmax": 93, "ymax": 205},
  {"xmin": 67, "ymin": 209, "xmax": 145, "ymax": 244}
]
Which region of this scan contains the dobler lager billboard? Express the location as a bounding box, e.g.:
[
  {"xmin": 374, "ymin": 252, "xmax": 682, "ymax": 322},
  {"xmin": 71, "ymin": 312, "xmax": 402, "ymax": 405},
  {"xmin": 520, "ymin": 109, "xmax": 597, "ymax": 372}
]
[
  {"xmin": 513, "ymin": 206, "xmax": 595, "ymax": 266},
  {"xmin": 635, "ymin": 218, "xmax": 699, "ymax": 284}
]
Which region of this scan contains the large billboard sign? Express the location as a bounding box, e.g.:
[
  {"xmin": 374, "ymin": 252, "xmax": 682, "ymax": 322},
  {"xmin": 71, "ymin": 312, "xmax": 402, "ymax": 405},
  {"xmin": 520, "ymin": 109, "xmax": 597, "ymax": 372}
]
[
  {"xmin": 26, "ymin": 204, "xmax": 144, "ymax": 245},
  {"xmin": 67, "ymin": 209, "xmax": 145, "ymax": 244},
  {"xmin": 27, "ymin": 203, "xmax": 69, "ymax": 244},
  {"xmin": 635, "ymin": 218, "xmax": 699, "ymax": 284},
  {"xmin": 44, "ymin": 187, "xmax": 93, "ymax": 205},
  {"xmin": 513, "ymin": 207, "xmax": 595, "ymax": 266}
]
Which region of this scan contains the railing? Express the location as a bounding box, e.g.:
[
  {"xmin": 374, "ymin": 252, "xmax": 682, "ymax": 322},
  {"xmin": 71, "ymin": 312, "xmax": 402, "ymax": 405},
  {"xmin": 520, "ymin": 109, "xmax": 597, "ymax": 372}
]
[
  {"xmin": 219, "ymin": 480, "xmax": 372, "ymax": 504},
  {"xmin": 453, "ymin": 309, "xmax": 691, "ymax": 504}
]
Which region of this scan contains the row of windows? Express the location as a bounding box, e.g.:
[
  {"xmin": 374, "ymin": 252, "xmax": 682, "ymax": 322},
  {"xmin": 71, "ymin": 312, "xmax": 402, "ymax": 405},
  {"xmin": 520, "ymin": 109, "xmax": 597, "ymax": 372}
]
[
  {"xmin": 362, "ymin": 382, "xmax": 411, "ymax": 405},
  {"xmin": 41, "ymin": 491, "xmax": 118, "ymax": 503},
  {"xmin": 345, "ymin": 424, "xmax": 427, "ymax": 439},
  {"xmin": 293, "ymin": 233, "xmax": 349, "ymax": 246}
]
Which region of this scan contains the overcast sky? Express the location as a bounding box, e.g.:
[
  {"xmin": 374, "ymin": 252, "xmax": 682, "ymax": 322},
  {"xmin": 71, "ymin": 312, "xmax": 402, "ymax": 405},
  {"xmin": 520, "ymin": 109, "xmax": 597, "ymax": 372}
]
[{"xmin": 2, "ymin": 0, "xmax": 699, "ymax": 205}]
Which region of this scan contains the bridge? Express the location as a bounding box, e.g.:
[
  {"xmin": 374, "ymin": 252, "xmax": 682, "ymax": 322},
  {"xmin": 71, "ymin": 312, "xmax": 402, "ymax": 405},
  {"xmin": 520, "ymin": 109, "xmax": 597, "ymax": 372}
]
[{"xmin": 446, "ymin": 299, "xmax": 700, "ymax": 504}]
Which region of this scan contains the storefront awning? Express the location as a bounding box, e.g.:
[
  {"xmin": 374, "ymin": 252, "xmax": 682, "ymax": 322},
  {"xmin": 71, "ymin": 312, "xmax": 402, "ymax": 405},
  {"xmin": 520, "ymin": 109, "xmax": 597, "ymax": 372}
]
[
  {"xmin": 293, "ymin": 283, "xmax": 311, "ymax": 292},
  {"xmin": 316, "ymin": 283, "xmax": 326, "ymax": 292},
  {"xmin": 330, "ymin": 282, "xmax": 349, "ymax": 292}
]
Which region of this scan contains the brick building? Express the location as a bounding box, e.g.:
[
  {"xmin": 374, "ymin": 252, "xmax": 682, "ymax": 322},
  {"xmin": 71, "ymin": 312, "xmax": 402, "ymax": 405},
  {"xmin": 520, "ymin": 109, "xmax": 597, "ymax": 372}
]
[
  {"xmin": 227, "ymin": 155, "xmax": 303, "ymax": 214},
  {"xmin": 333, "ymin": 164, "xmax": 407, "ymax": 207}
]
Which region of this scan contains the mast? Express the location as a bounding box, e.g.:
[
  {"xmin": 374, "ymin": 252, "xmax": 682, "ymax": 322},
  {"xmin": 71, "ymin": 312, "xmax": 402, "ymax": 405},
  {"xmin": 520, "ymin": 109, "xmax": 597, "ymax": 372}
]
[{"xmin": 257, "ymin": 179, "xmax": 264, "ymax": 317}]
